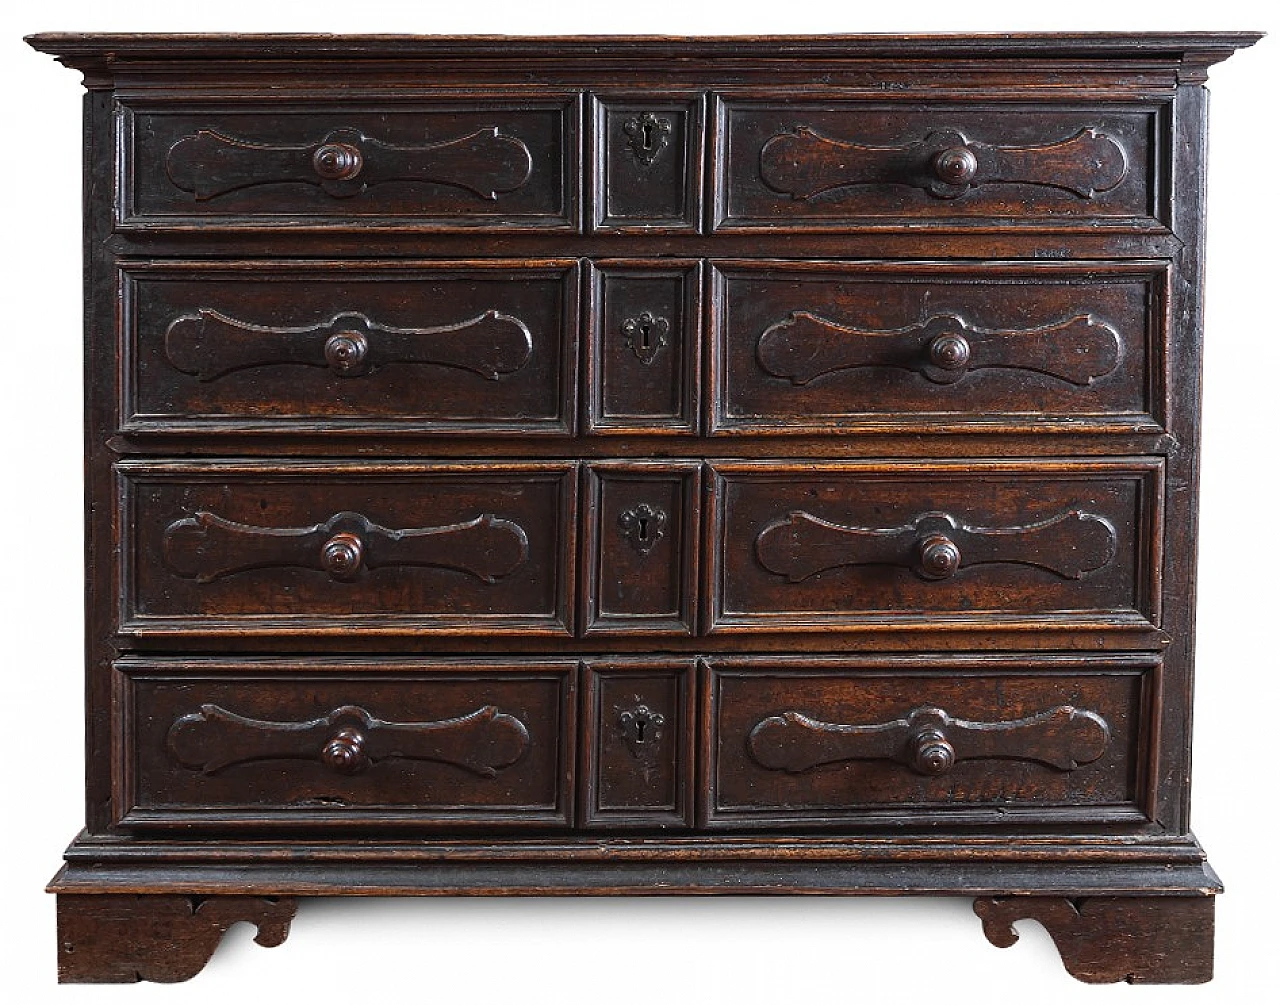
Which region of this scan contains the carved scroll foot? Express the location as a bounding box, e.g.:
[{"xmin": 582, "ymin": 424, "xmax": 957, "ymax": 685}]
[
  {"xmin": 57, "ymin": 894, "xmax": 297, "ymax": 983},
  {"xmin": 973, "ymin": 895, "xmax": 1214, "ymax": 984}
]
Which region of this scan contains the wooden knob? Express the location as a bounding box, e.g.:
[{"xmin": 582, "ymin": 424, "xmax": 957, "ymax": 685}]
[
  {"xmin": 910, "ymin": 727, "xmax": 956, "ymax": 776},
  {"xmin": 928, "ymin": 333, "xmax": 971, "ymax": 371},
  {"xmin": 917, "ymin": 533, "xmax": 961, "ymax": 580},
  {"xmin": 321, "ymin": 532, "xmax": 364, "ymax": 581},
  {"xmin": 312, "ymin": 142, "xmax": 363, "ymax": 181},
  {"xmin": 933, "ymin": 145, "xmax": 978, "ymax": 185},
  {"xmin": 324, "ymin": 331, "xmax": 368, "ymax": 374},
  {"xmin": 321, "ymin": 727, "xmax": 369, "ymax": 774}
]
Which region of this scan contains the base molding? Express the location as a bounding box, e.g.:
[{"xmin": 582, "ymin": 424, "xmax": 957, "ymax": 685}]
[
  {"xmin": 975, "ymin": 895, "xmax": 1215, "ymax": 984},
  {"xmin": 50, "ymin": 833, "xmax": 1220, "ymax": 983},
  {"xmin": 51, "ymin": 832, "xmax": 1222, "ymax": 897}
]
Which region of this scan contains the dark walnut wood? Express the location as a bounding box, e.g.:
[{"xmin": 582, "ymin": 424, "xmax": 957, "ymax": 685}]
[
  {"xmin": 57, "ymin": 894, "xmax": 297, "ymax": 983},
  {"xmin": 704, "ymin": 659, "xmax": 1145, "ymax": 826},
  {"xmin": 583, "ymin": 463, "xmax": 701, "ymax": 635},
  {"xmin": 712, "ymin": 260, "xmax": 1163, "ymax": 433},
  {"xmin": 746, "ymin": 703, "xmax": 1111, "ymax": 775},
  {"xmin": 719, "ymin": 102, "xmax": 1156, "ymax": 229},
  {"xmin": 974, "ymin": 896, "xmax": 1215, "ymax": 984},
  {"xmin": 119, "ymin": 661, "xmax": 575, "ymax": 829},
  {"xmin": 27, "ymin": 30, "xmax": 1258, "ymax": 984},
  {"xmin": 123, "ymin": 101, "xmax": 578, "ymax": 228},
  {"xmin": 588, "ymin": 261, "xmax": 700, "ymax": 433},
  {"xmin": 162, "ymin": 509, "xmax": 530, "ymax": 584},
  {"xmin": 165, "ymin": 306, "xmax": 534, "ymax": 382},
  {"xmin": 760, "ymin": 125, "xmax": 1128, "ymax": 201},
  {"xmin": 583, "ymin": 661, "xmax": 696, "ymax": 828},
  {"xmin": 754, "ymin": 508, "xmax": 1116, "ymax": 583},
  {"xmin": 123, "ymin": 461, "xmax": 576, "ymax": 635},
  {"xmin": 755, "ymin": 312, "xmax": 1120, "ymax": 388},
  {"xmin": 124, "ymin": 260, "xmax": 578, "ymax": 435},
  {"xmin": 594, "ymin": 97, "xmax": 703, "ymax": 231},
  {"xmin": 167, "ymin": 702, "xmax": 531, "ymax": 776},
  {"xmin": 710, "ymin": 460, "xmax": 1157, "ymax": 631},
  {"xmin": 166, "ymin": 124, "xmax": 534, "ymax": 201}
]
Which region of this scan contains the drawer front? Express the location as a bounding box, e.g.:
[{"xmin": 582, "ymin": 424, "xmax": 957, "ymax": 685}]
[
  {"xmin": 583, "ymin": 463, "xmax": 701, "ymax": 635},
  {"xmin": 586, "ymin": 261, "xmax": 701, "ymax": 434},
  {"xmin": 119, "ymin": 461, "xmax": 576, "ymax": 635},
  {"xmin": 712, "ymin": 261, "xmax": 1167, "ymax": 434},
  {"xmin": 708, "ymin": 460, "xmax": 1162, "ymax": 632},
  {"xmin": 582, "ymin": 661, "xmax": 696, "ymax": 828},
  {"xmin": 716, "ymin": 99, "xmax": 1164, "ymax": 232},
  {"xmin": 703, "ymin": 656, "xmax": 1154, "ymax": 827},
  {"xmin": 115, "ymin": 659, "xmax": 576, "ymax": 829},
  {"xmin": 591, "ymin": 95, "xmax": 703, "ymax": 231},
  {"xmin": 122, "ymin": 261, "xmax": 579, "ymax": 435},
  {"xmin": 121, "ymin": 98, "xmax": 579, "ymax": 230}
]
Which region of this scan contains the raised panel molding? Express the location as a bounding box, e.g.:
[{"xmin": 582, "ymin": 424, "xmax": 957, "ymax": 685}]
[
  {"xmin": 162, "ymin": 509, "xmax": 530, "ymax": 585},
  {"xmin": 760, "ymin": 126, "xmax": 1128, "ymax": 201},
  {"xmin": 166, "ymin": 125, "xmax": 534, "ymax": 201},
  {"xmin": 756, "ymin": 312, "xmax": 1121, "ymax": 387},
  {"xmin": 168, "ymin": 703, "xmax": 531, "ymax": 777},
  {"xmin": 747, "ymin": 704, "xmax": 1111, "ymax": 775},
  {"xmin": 166, "ymin": 307, "xmax": 534, "ymax": 381},
  {"xmin": 755, "ymin": 508, "xmax": 1117, "ymax": 583}
]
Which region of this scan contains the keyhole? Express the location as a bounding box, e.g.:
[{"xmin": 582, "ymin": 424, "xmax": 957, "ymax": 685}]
[
  {"xmin": 640, "ymin": 119, "xmax": 655, "ymax": 151},
  {"xmin": 634, "ymin": 717, "xmax": 647, "ymax": 744},
  {"xmin": 637, "ymin": 321, "xmax": 651, "ymax": 350},
  {"xmin": 637, "ymin": 517, "xmax": 649, "ymax": 542}
]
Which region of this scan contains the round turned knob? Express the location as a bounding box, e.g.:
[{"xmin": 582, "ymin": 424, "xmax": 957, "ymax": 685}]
[
  {"xmin": 321, "ymin": 532, "xmax": 364, "ymax": 581},
  {"xmin": 933, "ymin": 145, "xmax": 978, "ymax": 186},
  {"xmin": 928, "ymin": 333, "xmax": 971, "ymax": 371},
  {"xmin": 312, "ymin": 142, "xmax": 364, "ymax": 181},
  {"xmin": 324, "ymin": 331, "xmax": 369, "ymax": 374},
  {"xmin": 910, "ymin": 727, "xmax": 956, "ymax": 776},
  {"xmin": 321, "ymin": 727, "xmax": 369, "ymax": 774},
  {"xmin": 917, "ymin": 533, "xmax": 961, "ymax": 580}
]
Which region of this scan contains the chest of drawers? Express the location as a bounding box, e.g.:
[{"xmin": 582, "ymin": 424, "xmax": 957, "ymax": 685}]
[{"xmin": 28, "ymin": 31, "xmax": 1259, "ymax": 985}]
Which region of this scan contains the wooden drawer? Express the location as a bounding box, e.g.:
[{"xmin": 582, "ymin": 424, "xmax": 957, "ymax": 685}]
[
  {"xmin": 586, "ymin": 260, "xmax": 701, "ymax": 434},
  {"xmin": 581, "ymin": 660, "xmax": 696, "ymax": 829},
  {"xmin": 707, "ymin": 460, "xmax": 1162, "ymax": 633},
  {"xmin": 117, "ymin": 461, "xmax": 576, "ymax": 636},
  {"xmin": 582, "ymin": 463, "xmax": 701, "ymax": 635},
  {"xmin": 114, "ymin": 658, "xmax": 576, "ymax": 830},
  {"xmin": 121, "ymin": 260, "xmax": 579, "ymax": 435},
  {"xmin": 714, "ymin": 99, "xmax": 1165, "ymax": 232},
  {"xmin": 590, "ymin": 94, "xmax": 704, "ymax": 232},
  {"xmin": 711, "ymin": 260, "xmax": 1168, "ymax": 434},
  {"xmin": 119, "ymin": 97, "xmax": 580, "ymax": 230},
  {"xmin": 703, "ymin": 656, "xmax": 1155, "ymax": 828}
]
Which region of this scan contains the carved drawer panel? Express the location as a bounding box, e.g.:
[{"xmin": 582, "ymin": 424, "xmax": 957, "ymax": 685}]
[
  {"xmin": 119, "ymin": 97, "xmax": 579, "ymax": 230},
  {"xmin": 114, "ymin": 658, "xmax": 576, "ymax": 829},
  {"xmin": 582, "ymin": 661, "xmax": 696, "ymax": 828},
  {"xmin": 117, "ymin": 461, "xmax": 576, "ymax": 636},
  {"xmin": 591, "ymin": 95, "xmax": 704, "ymax": 231},
  {"xmin": 583, "ymin": 462, "xmax": 701, "ymax": 635},
  {"xmin": 707, "ymin": 460, "xmax": 1162, "ymax": 633},
  {"xmin": 702, "ymin": 655, "xmax": 1155, "ymax": 828},
  {"xmin": 715, "ymin": 99, "xmax": 1165, "ymax": 232},
  {"xmin": 711, "ymin": 260, "xmax": 1168, "ymax": 434},
  {"xmin": 586, "ymin": 261, "xmax": 701, "ymax": 434},
  {"xmin": 121, "ymin": 260, "xmax": 579, "ymax": 435}
]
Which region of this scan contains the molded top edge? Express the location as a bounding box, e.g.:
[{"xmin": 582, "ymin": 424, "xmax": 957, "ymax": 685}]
[{"xmin": 25, "ymin": 31, "xmax": 1264, "ymax": 63}]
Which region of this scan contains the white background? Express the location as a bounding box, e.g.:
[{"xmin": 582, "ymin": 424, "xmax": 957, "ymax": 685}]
[{"xmin": 1, "ymin": 1, "xmax": 1275, "ymax": 1000}]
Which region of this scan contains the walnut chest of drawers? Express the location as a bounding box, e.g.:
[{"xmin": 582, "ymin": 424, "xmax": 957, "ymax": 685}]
[{"xmin": 28, "ymin": 31, "xmax": 1260, "ymax": 984}]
